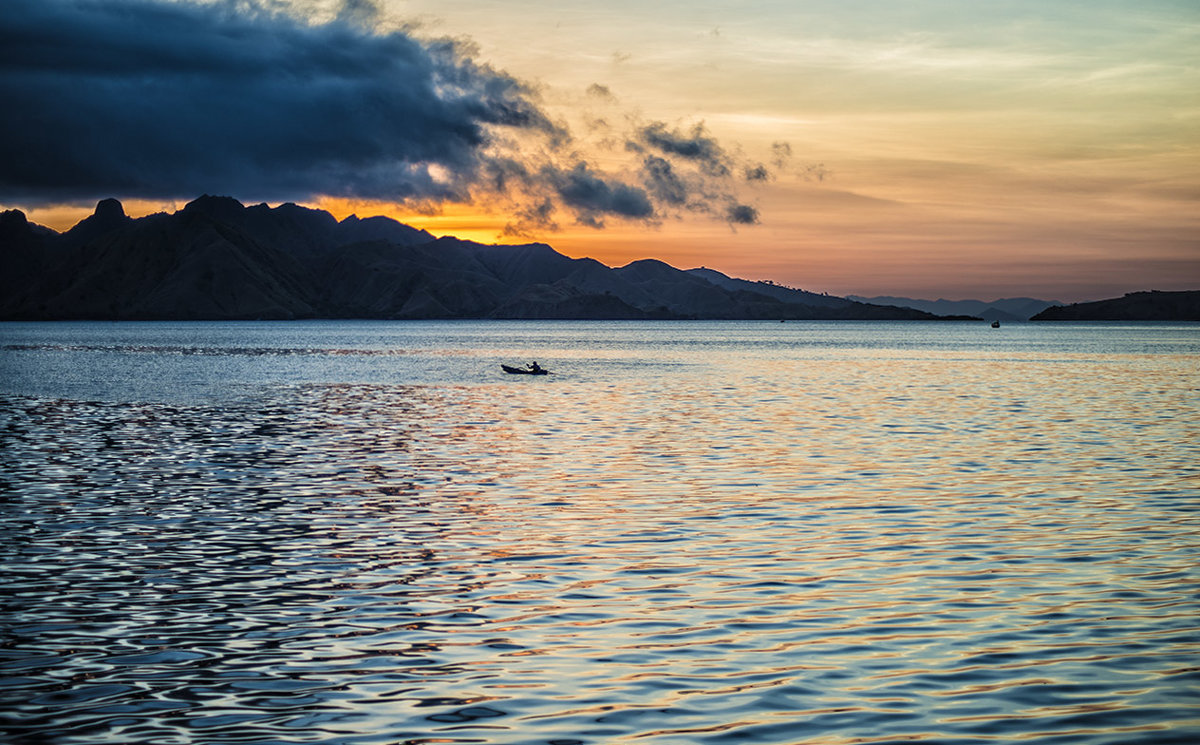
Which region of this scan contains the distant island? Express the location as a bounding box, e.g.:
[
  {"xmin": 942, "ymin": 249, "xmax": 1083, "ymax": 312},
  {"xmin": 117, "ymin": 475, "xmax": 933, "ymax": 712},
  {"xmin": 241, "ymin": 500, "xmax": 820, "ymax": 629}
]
[
  {"xmin": 1031, "ymin": 291, "xmax": 1200, "ymax": 321},
  {"xmin": 0, "ymin": 196, "xmax": 973, "ymax": 322},
  {"xmin": 848, "ymin": 295, "xmax": 1062, "ymax": 322}
]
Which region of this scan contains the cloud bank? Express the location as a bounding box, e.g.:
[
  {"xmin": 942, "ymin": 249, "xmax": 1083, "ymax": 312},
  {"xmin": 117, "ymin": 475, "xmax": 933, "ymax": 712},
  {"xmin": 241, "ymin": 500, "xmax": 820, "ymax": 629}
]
[{"xmin": 0, "ymin": 0, "xmax": 774, "ymax": 230}]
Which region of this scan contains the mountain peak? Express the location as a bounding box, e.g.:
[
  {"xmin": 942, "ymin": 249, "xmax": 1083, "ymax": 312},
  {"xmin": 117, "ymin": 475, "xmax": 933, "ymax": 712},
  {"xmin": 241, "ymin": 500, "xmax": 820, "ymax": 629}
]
[
  {"xmin": 59, "ymin": 197, "xmax": 132, "ymax": 245},
  {"xmin": 1, "ymin": 208, "xmax": 29, "ymax": 231},
  {"xmin": 182, "ymin": 194, "xmax": 247, "ymax": 219},
  {"xmin": 94, "ymin": 198, "xmax": 126, "ymax": 221}
]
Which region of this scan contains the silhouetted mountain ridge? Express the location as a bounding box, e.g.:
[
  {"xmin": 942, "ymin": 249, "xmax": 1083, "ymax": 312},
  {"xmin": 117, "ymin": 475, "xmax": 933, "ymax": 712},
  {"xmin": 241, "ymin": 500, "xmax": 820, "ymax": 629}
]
[
  {"xmin": 2, "ymin": 196, "xmax": 964, "ymax": 321},
  {"xmin": 692, "ymin": 267, "xmax": 850, "ymax": 309}
]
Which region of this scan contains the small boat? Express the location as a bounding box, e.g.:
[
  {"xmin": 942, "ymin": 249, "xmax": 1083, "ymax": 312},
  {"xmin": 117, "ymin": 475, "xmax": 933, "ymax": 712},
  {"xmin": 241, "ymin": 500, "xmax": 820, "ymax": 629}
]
[
  {"xmin": 991, "ymin": 320, "xmax": 1001, "ymax": 328},
  {"xmin": 501, "ymin": 364, "xmax": 549, "ymax": 375}
]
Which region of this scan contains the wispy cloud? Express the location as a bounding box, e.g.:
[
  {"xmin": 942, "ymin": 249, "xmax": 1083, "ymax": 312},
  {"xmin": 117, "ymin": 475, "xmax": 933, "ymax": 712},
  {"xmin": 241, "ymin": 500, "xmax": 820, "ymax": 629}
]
[{"xmin": 619, "ymin": 120, "xmax": 765, "ymax": 229}]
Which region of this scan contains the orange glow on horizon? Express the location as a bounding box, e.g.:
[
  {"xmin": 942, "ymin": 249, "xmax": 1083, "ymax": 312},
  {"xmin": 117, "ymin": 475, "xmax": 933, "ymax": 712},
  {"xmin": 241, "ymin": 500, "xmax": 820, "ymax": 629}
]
[
  {"xmin": 12, "ymin": 198, "xmax": 184, "ymax": 234},
  {"xmin": 311, "ymin": 197, "xmax": 710, "ymax": 271},
  {"xmin": 7, "ymin": 184, "xmax": 1195, "ymax": 304},
  {"xmin": 313, "ymin": 198, "xmax": 517, "ymax": 247}
]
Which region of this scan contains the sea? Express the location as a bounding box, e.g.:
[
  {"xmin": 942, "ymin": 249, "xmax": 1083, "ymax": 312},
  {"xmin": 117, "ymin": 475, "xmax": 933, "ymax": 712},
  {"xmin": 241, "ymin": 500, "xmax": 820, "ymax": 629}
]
[{"xmin": 1, "ymin": 320, "xmax": 1197, "ymax": 745}]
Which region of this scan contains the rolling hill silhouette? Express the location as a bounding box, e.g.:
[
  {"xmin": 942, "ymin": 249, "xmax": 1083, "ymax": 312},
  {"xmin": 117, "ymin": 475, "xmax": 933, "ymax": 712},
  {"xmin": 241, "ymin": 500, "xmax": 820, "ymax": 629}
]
[{"xmin": 2, "ymin": 196, "xmax": 961, "ymax": 321}]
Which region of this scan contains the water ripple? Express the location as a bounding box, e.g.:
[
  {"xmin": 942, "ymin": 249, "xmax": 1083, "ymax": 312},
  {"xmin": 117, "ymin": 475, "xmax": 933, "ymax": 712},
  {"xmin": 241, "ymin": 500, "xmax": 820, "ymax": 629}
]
[{"xmin": 2, "ymin": 322, "xmax": 1199, "ymax": 744}]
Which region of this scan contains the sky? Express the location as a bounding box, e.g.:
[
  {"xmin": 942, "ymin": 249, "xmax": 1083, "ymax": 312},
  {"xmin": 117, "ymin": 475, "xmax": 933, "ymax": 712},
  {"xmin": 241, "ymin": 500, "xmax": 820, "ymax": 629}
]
[{"xmin": 2, "ymin": 0, "xmax": 1197, "ymax": 302}]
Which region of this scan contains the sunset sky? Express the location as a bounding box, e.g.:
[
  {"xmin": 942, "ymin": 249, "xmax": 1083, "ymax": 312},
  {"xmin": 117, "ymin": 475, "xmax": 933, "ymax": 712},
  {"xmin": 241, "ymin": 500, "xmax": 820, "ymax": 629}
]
[{"xmin": 3, "ymin": 0, "xmax": 1197, "ymax": 302}]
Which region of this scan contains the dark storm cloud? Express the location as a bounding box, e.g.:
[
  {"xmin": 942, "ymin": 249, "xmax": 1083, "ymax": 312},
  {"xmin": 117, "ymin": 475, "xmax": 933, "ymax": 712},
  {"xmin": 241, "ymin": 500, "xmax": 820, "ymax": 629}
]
[
  {"xmin": 0, "ymin": 0, "xmax": 556, "ymax": 204},
  {"xmin": 633, "ymin": 131, "xmax": 779, "ymax": 226},
  {"xmin": 744, "ymin": 164, "xmax": 772, "ymax": 182},
  {"xmin": 635, "ymin": 121, "xmax": 731, "ymax": 177},
  {"xmin": 641, "ymin": 156, "xmax": 688, "ymax": 206},
  {"xmin": 726, "ymin": 204, "xmax": 760, "ymax": 225},
  {"xmin": 545, "ymin": 163, "xmax": 654, "ymax": 228},
  {"xmin": 1, "ymin": 0, "xmax": 776, "ymax": 231}
]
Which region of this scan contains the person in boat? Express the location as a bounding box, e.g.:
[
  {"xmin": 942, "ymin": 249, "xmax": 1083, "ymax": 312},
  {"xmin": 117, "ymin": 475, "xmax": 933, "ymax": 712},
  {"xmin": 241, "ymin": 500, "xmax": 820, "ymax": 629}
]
[{"xmin": 527, "ymin": 361, "xmax": 543, "ymax": 373}]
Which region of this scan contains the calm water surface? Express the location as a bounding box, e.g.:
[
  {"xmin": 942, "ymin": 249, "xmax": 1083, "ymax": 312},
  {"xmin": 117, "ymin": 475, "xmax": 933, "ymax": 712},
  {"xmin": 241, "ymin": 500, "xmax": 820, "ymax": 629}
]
[{"xmin": 2, "ymin": 321, "xmax": 1198, "ymax": 744}]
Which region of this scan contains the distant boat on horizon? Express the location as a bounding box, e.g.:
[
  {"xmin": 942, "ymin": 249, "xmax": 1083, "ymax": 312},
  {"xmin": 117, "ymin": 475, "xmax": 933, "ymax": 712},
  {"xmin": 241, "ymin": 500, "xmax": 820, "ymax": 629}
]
[{"xmin": 991, "ymin": 320, "xmax": 1001, "ymax": 328}]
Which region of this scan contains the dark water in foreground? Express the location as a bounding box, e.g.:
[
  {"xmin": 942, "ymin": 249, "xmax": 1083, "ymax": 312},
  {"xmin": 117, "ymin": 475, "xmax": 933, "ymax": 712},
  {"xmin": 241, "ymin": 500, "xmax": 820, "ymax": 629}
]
[{"xmin": 2, "ymin": 321, "xmax": 1198, "ymax": 744}]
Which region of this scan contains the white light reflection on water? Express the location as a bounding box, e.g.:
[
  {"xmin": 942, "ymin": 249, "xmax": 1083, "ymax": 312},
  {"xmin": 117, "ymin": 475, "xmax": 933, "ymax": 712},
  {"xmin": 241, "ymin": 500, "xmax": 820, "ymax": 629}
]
[{"xmin": 1, "ymin": 320, "xmax": 1198, "ymax": 744}]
